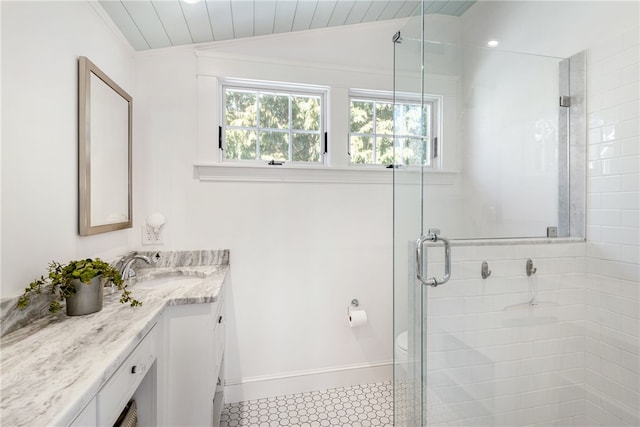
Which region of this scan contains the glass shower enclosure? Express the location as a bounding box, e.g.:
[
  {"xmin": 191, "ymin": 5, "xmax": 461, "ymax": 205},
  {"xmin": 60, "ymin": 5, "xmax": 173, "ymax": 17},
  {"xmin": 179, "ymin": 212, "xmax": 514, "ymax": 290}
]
[{"xmin": 392, "ymin": 4, "xmax": 580, "ymax": 426}]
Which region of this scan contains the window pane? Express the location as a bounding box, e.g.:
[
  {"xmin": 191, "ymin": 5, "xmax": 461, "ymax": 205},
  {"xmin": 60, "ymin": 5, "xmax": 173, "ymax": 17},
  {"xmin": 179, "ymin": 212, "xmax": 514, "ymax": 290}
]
[
  {"xmin": 395, "ymin": 103, "xmax": 423, "ymax": 136},
  {"xmin": 259, "ymin": 93, "xmax": 289, "ymax": 129},
  {"xmin": 226, "ymin": 129, "xmax": 257, "ymax": 160},
  {"xmin": 292, "ymin": 133, "xmax": 321, "ymax": 162},
  {"xmin": 350, "ymin": 100, "xmax": 373, "ymax": 133},
  {"xmin": 350, "ymin": 135, "xmax": 373, "ymax": 164},
  {"xmin": 376, "ymin": 102, "xmax": 394, "ymax": 135},
  {"xmin": 377, "ymin": 136, "xmax": 394, "ymax": 165},
  {"xmin": 398, "ymin": 137, "xmax": 427, "ymax": 166},
  {"xmin": 259, "ymin": 131, "xmax": 289, "ymax": 161},
  {"xmin": 292, "ymin": 96, "xmax": 320, "ymax": 131},
  {"xmin": 226, "ymin": 90, "xmax": 256, "ymax": 127}
]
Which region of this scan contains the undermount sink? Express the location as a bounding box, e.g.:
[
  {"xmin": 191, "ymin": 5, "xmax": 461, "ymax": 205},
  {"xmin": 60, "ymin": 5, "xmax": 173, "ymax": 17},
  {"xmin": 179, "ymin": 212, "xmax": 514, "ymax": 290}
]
[{"xmin": 134, "ymin": 274, "xmax": 205, "ymax": 289}]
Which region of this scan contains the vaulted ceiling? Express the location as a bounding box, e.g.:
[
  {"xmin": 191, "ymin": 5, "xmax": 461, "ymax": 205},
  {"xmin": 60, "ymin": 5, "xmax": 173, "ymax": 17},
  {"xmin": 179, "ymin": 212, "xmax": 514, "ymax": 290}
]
[{"xmin": 99, "ymin": 0, "xmax": 475, "ymax": 51}]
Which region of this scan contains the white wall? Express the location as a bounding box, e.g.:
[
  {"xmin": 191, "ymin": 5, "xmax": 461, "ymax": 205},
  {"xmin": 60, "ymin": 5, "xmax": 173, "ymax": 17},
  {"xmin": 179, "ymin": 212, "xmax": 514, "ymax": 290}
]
[
  {"xmin": 452, "ymin": 1, "xmax": 639, "ymax": 425},
  {"xmin": 133, "ymin": 20, "xmax": 413, "ymax": 401},
  {"xmin": 584, "ymin": 23, "xmax": 639, "ymax": 426},
  {"xmin": 1, "ymin": 1, "xmax": 134, "ymax": 299}
]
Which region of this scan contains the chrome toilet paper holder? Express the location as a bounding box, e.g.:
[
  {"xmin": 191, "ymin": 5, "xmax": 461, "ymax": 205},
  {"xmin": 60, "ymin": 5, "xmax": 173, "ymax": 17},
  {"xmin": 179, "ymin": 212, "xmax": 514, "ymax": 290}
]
[{"xmin": 348, "ymin": 298, "xmax": 359, "ymax": 315}]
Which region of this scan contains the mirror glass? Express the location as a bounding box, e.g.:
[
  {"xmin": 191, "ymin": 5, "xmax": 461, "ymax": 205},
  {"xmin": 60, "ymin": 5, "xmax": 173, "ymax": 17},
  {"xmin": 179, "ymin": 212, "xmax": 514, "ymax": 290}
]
[{"xmin": 79, "ymin": 56, "xmax": 132, "ymax": 235}]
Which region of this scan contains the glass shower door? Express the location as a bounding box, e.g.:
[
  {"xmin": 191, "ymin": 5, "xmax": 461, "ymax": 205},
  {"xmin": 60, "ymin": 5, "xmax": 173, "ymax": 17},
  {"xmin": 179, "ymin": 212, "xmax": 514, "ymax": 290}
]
[{"xmin": 392, "ymin": 10, "xmax": 427, "ymax": 427}]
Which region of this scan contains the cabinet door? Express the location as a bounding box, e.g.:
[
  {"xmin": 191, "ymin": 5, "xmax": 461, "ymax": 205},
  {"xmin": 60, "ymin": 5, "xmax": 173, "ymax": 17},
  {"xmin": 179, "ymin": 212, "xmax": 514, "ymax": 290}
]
[
  {"xmin": 69, "ymin": 396, "xmax": 97, "ymax": 427},
  {"xmin": 164, "ymin": 302, "xmax": 218, "ymax": 426}
]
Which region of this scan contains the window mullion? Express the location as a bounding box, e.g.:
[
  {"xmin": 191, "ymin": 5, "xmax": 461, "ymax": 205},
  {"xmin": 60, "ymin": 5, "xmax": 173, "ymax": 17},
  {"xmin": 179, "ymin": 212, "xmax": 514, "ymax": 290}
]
[
  {"xmin": 288, "ymin": 95, "xmax": 293, "ymax": 161},
  {"xmin": 255, "ymin": 91, "xmax": 261, "ymax": 160},
  {"xmin": 372, "ymin": 101, "xmax": 378, "ymax": 164}
]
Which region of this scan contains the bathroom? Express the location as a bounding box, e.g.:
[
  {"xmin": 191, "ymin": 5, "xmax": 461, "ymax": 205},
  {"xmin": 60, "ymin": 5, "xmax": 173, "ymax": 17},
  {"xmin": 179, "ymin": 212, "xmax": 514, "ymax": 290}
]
[{"xmin": 1, "ymin": 0, "xmax": 638, "ymax": 426}]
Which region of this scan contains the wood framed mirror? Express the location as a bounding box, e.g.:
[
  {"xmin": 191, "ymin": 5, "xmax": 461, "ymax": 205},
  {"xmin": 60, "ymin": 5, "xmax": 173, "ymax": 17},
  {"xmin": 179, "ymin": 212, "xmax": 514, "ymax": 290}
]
[{"xmin": 78, "ymin": 56, "xmax": 132, "ymax": 236}]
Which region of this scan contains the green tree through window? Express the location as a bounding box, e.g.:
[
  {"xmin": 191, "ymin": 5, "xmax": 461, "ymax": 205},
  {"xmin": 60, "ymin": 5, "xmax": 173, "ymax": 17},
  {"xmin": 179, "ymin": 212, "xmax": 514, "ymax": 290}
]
[
  {"xmin": 349, "ymin": 95, "xmax": 432, "ymax": 166},
  {"xmin": 224, "ymin": 86, "xmax": 323, "ymax": 163}
]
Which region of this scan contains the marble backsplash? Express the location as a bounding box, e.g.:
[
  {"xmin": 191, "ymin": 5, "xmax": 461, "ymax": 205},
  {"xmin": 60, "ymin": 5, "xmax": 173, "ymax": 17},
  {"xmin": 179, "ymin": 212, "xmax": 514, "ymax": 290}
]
[{"xmin": 0, "ymin": 250, "xmax": 229, "ymax": 337}]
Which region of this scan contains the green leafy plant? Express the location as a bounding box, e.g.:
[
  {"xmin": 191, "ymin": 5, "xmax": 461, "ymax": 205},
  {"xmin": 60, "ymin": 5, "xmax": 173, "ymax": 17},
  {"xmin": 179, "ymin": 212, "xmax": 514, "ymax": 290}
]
[{"xmin": 18, "ymin": 258, "xmax": 141, "ymax": 314}]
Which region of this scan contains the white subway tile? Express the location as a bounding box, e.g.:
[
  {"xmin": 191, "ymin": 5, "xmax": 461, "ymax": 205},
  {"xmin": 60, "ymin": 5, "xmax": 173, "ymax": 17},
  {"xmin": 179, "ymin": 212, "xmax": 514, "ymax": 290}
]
[
  {"xmin": 588, "ymin": 159, "xmax": 604, "ymax": 176},
  {"xmin": 590, "ymin": 36, "xmax": 624, "ymax": 63},
  {"xmin": 587, "ymin": 241, "xmax": 621, "ymax": 260},
  {"xmin": 603, "ymin": 124, "xmax": 621, "ymax": 143},
  {"xmin": 600, "ymin": 323, "xmax": 640, "ymax": 355},
  {"xmin": 535, "ymin": 243, "xmax": 585, "ymax": 258},
  {"xmin": 590, "ymin": 105, "xmax": 623, "ymax": 129},
  {"xmin": 619, "ymin": 244, "xmax": 640, "ymax": 264},
  {"xmin": 599, "ymin": 292, "xmax": 639, "ymax": 320},
  {"xmin": 602, "ymin": 47, "xmax": 640, "ymax": 76},
  {"xmin": 621, "ymin": 63, "xmax": 640, "ymax": 86},
  {"xmin": 622, "ymin": 25, "xmax": 640, "ymax": 50},
  {"xmin": 621, "ymin": 137, "xmax": 639, "ymax": 156},
  {"xmin": 586, "ymin": 257, "xmax": 603, "ymax": 275},
  {"xmin": 587, "ymin": 225, "xmax": 602, "ymax": 242},
  {"xmin": 585, "ymin": 352, "xmax": 601, "ymax": 372},
  {"xmin": 588, "ymin": 127, "xmax": 603, "ymax": 145},
  {"xmin": 601, "ymin": 259, "xmax": 640, "ymax": 282},
  {"xmin": 620, "ymin": 209, "xmax": 640, "ymax": 227},
  {"xmin": 602, "ymin": 192, "xmax": 639, "ymax": 210},
  {"xmin": 621, "ymin": 100, "xmax": 639, "ymax": 122},
  {"xmin": 588, "ymin": 209, "xmax": 621, "ymax": 226},
  {"xmin": 558, "ymin": 399, "xmax": 585, "ymax": 419},
  {"xmin": 588, "ymin": 192, "xmax": 603, "ymax": 209},
  {"xmin": 619, "ymin": 366, "xmax": 640, "ymax": 393},
  {"xmin": 601, "ymin": 226, "xmax": 640, "ymax": 245},
  {"xmin": 617, "ymin": 278, "xmax": 640, "ymax": 300},
  {"xmin": 620, "ymin": 350, "xmax": 640, "ymax": 375},
  {"xmin": 603, "ymin": 82, "xmax": 640, "ymax": 109},
  {"xmin": 618, "ymin": 117, "xmax": 640, "ymax": 140},
  {"xmin": 609, "ymin": 155, "xmax": 640, "ymax": 175}
]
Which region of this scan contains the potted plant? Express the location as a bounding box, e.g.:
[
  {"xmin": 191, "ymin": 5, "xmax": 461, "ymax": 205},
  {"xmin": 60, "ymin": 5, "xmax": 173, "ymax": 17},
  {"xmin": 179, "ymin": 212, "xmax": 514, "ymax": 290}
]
[{"xmin": 18, "ymin": 258, "xmax": 141, "ymax": 316}]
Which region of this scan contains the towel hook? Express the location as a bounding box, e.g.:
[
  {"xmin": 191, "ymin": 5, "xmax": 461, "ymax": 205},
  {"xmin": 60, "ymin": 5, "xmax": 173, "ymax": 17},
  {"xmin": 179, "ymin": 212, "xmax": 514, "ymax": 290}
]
[
  {"xmin": 526, "ymin": 259, "xmax": 537, "ymax": 276},
  {"xmin": 481, "ymin": 261, "xmax": 492, "ymax": 279}
]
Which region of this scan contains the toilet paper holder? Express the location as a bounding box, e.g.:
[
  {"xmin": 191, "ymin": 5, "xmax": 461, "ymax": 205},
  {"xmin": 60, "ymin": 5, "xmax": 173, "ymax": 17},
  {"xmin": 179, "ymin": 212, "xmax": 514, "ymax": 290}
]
[{"xmin": 348, "ymin": 298, "xmax": 359, "ymax": 314}]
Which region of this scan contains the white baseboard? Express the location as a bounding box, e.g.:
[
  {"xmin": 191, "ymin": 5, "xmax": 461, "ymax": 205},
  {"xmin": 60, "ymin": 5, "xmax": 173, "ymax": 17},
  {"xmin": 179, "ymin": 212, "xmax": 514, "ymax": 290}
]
[{"xmin": 224, "ymin": 361, "xmax": 393, "ymax": 403}]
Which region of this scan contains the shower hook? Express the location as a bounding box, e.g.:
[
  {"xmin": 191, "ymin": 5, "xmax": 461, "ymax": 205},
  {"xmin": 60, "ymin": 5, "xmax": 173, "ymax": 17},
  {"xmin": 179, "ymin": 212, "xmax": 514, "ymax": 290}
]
[
  {"xmin": 526, "ymin": 259, "xmax": 537, "ymax": 276},
  {"xmin": 481, "ymin": 261, "xmax": 492, "ymax": 279}
]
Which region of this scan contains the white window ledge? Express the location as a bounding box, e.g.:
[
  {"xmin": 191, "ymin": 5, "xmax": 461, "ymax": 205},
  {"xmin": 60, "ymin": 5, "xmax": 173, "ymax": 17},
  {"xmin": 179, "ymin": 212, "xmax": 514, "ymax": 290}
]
[{"xmin": 194, "ymin": 163, "xmax": 458, "ymax": 185}]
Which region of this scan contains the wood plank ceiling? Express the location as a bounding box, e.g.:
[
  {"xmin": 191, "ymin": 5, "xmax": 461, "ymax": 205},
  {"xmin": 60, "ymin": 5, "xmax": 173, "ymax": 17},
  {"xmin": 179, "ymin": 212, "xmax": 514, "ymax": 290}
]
[{"xmin": 99, "ymin": 0, "xmax": 475, "ymax": 51}]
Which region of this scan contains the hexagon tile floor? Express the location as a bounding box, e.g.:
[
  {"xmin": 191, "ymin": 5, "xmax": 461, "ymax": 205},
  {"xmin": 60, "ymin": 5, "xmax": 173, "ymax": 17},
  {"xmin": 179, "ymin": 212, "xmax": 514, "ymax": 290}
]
[{"xmin": 219, "ymin": 381, "xmax": 394, "ymax": 427}]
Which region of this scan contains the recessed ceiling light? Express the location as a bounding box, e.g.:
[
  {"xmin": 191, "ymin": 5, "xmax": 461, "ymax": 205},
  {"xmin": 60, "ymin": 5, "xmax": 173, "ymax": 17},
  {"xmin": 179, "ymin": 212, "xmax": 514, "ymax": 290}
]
[
  {"xmin": 182, "ymin": 0, "xmax": 201, "ymax": 4},
  {"xmin": 487, "ymin": 40, "xmax": 499, "ymax": 48}
]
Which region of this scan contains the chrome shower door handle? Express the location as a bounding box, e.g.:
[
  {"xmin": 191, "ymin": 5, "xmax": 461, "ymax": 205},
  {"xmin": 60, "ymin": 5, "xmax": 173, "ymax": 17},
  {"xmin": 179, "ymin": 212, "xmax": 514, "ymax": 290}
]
[{"xmin": 415, "ymin": 231, "xmax": 451, "ymax": 287}]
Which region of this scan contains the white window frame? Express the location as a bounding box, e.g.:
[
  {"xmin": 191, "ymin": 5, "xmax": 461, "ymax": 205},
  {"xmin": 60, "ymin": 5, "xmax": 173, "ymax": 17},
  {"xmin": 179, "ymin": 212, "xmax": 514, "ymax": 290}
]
[
  {"xmin": 348, "ymin": 89, "xmax": 442, "ymax": 168},
  {"xmin": 219, "ymin": 78, "xmax": 329, "ymax": 166}
]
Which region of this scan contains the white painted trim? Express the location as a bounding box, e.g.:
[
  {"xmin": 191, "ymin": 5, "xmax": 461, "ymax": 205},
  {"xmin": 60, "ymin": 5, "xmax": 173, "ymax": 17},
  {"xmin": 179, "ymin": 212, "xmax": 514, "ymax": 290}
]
[
  {"xmin": 450, "ymin": 237, "xmax": 586, "ymax": 246},
  {"xmin": 196, "ymin": 50, "xmax": 394, "ymax": 79},
  {"xmin": 194, "ymin": 163, "xmax": 458, "ymax": 185},
  {"xmin": 224, "ymin": 361, "xmax": 392, "ymax": 403}
]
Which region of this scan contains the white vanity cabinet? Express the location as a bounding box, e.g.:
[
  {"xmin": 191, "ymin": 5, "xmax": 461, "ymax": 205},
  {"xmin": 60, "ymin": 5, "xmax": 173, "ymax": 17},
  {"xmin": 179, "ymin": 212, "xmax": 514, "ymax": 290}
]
[
  {"xmin": 159, "ymin": 280, "xmax": 226, "ymax": 426},
  {"xmin": 69, "ymin": 325, "xmax": 158, "ymax": 427}
]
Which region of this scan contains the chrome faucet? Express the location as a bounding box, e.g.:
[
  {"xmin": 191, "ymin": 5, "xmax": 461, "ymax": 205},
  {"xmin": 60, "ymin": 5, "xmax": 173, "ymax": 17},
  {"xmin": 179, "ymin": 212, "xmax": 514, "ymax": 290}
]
[{"xmin": 118, "ymin": 252, "xmax": 152, "ymax": 280}]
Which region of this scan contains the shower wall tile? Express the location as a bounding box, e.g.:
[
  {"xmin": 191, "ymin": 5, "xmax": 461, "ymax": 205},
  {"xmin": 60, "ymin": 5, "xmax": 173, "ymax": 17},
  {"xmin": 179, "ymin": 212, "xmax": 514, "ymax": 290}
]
[
  {"xmin": 585, "ymin": 22, "xmax": 640, "ymax": 426},
  {"xmin": 424, "ymin": 242, "xmax": 587, "ymax": 426}
]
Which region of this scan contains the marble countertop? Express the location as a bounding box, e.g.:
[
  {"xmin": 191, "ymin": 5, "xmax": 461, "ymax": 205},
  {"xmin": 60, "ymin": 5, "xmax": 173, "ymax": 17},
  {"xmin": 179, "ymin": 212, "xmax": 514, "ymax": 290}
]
[{"xmin": 0, "ymin": 262, "xmax": 228, "ymax": 427}]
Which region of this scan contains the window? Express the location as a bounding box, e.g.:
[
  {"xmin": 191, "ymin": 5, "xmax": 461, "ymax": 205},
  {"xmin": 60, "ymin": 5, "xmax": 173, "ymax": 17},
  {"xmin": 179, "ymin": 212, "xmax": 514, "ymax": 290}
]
[
  {"xmin": 349, "ymin": 90, "xmax": 440, "ymax": 167},
  {"xmin": 222, "ymin": 80, "xmax": 326, "ymax": 164}
]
